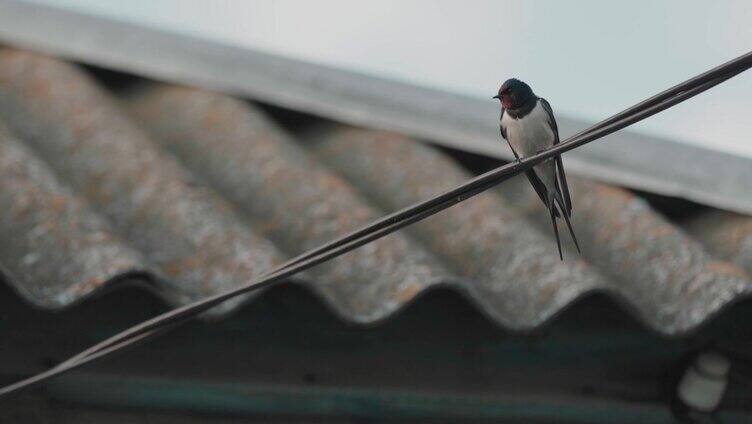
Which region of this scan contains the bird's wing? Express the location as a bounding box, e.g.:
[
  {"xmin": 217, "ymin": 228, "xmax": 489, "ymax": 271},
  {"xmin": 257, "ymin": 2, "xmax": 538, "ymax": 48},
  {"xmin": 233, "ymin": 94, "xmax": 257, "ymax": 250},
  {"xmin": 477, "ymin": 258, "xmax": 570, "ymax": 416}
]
[
  {"xmin": 499, "ymin": 108, "xmax": 520, "ymax": 160},
  {"xmin": 539, "ymin": 98, "xmax": 572, "ymax": 217},
  {"xmin": 499, "ymin": 107, "xmax": 507, "ymax": 140},
  {"xmin": 538, "ymin": 98, "xmax": 559, "ymax": 143}
]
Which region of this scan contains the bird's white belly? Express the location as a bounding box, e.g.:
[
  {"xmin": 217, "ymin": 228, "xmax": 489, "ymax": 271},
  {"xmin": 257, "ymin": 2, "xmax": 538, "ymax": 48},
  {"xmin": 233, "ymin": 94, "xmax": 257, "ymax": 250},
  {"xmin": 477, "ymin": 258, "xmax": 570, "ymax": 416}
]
[{"xmin": 502, "ymin": 102, "xmax": 555, "ymax": 157}]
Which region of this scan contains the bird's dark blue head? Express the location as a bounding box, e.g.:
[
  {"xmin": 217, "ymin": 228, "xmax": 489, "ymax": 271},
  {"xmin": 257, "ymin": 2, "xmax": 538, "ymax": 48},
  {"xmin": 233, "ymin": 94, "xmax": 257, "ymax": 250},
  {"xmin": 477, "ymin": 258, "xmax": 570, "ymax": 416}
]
[{"xmin": 493, "ymin": 78, "xmax": 534, "ymax": 109}]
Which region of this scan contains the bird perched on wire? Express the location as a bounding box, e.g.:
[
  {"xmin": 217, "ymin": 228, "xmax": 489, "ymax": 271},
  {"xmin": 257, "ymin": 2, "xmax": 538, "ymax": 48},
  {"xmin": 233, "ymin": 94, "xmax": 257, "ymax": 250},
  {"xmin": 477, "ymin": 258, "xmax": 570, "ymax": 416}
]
[{"xmin": 494, "ymin": 78, "xmax": 580, "ymax": 260}]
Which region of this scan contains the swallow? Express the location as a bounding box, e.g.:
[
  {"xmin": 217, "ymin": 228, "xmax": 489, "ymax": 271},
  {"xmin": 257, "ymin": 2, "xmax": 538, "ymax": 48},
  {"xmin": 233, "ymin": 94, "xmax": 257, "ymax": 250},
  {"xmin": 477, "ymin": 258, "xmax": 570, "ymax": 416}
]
[{"xmin": 494, "ymin": 78, "xmax": 580, "ymax": 260}]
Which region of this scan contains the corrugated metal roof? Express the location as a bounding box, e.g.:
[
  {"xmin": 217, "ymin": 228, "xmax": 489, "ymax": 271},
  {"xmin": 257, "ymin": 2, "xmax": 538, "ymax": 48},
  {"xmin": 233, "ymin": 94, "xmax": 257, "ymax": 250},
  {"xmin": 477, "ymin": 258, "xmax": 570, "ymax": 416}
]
[{"xmin": 0, "ymin": 48, "xmax": 750, "ymax": 334}]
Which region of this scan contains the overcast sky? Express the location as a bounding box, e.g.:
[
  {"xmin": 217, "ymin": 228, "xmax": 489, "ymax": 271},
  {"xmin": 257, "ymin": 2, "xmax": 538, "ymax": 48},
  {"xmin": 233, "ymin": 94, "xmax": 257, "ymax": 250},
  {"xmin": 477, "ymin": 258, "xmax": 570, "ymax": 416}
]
[{"xmin": 27, "ymin": 0, "xmax": 752, "ymax": 157}]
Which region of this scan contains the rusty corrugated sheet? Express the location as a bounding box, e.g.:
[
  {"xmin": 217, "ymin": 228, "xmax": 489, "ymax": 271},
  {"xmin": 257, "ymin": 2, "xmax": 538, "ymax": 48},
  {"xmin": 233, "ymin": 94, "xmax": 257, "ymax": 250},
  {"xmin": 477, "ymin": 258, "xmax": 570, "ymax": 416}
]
[
  {"xmin": 309, "ymin": 128, "xmax": 751, "ymax": 332},
  {"xmin": 686, "ymin": 212, "xmax": 752, "ymax": 276},
  {"xmin": 0, "ymin": 121, "xmax": 146, "ymax": 307},
  {"xmin": 0, "ymin": 48, "xmax": 750, "ymax": 334},
  {"xmin": 124, "ymin": 85, "xmax": 447, "ymax": 321},
  {"xmin": 0, "ymin": 49, "xmax": 283, "ymax": 313}
]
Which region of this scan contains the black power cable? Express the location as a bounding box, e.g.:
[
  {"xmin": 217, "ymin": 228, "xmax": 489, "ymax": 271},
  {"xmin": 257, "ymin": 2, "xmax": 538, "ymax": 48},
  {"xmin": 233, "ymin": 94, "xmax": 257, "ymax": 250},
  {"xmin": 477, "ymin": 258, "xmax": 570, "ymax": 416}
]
[{"xmin": 1, "ymin": 50, "xmax": 751, "ymax": 400}]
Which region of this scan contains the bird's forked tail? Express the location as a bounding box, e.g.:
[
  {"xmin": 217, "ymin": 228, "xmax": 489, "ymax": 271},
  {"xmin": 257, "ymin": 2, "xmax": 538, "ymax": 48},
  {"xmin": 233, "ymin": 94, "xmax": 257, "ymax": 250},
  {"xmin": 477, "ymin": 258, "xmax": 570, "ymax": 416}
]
[{"xmin": 548, "ymin": 190, "xmax": 581, "ymax": 260}]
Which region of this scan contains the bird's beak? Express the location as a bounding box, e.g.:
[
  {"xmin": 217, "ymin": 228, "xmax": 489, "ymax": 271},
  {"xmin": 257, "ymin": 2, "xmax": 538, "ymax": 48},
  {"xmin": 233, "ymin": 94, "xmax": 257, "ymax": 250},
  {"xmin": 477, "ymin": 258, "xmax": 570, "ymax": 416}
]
[{"xmin": 492, "ymin": 95, "xmax": 501, "ymax": 100}]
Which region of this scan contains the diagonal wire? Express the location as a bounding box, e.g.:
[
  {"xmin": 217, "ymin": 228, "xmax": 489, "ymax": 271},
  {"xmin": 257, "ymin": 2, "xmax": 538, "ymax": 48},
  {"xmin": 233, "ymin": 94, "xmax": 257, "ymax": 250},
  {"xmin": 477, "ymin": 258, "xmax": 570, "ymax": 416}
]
[{"xmin": 1, "ymin": 50, "xmax": 751, "ymax": 400}]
